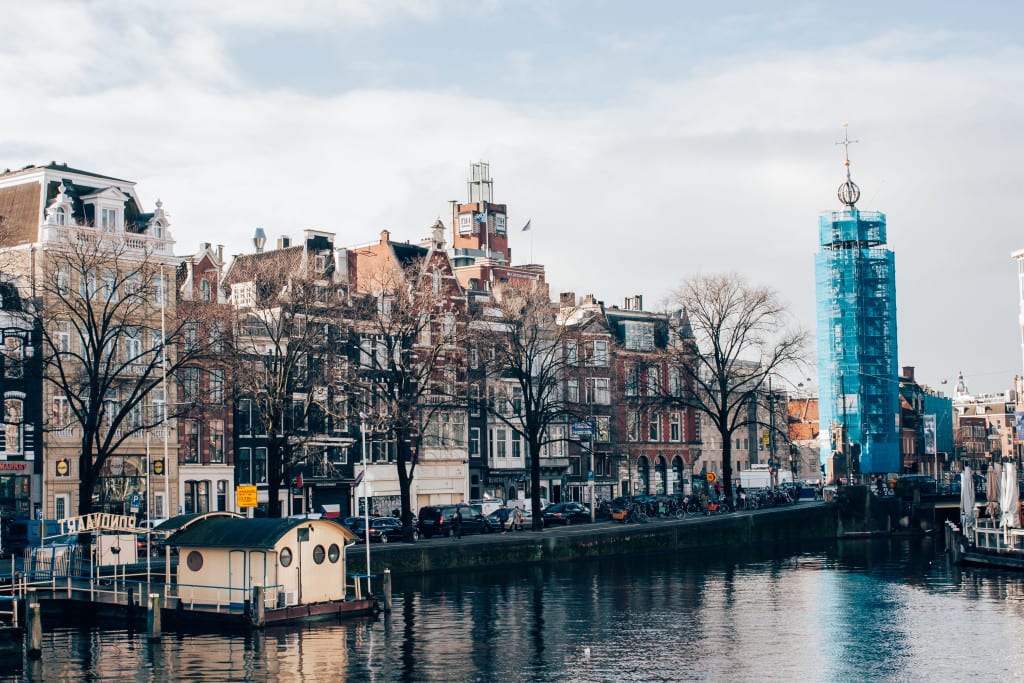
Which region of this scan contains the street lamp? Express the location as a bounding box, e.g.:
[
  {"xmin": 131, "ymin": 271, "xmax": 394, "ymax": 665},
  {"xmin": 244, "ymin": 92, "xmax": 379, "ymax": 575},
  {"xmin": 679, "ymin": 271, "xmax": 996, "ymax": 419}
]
[{"xmin": 358, "ymin": 412, "xmax": 371, "ymax": 595}]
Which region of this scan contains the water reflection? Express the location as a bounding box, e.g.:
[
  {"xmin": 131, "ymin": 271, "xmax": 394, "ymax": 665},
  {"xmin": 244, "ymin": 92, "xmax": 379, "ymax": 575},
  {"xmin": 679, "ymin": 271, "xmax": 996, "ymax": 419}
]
[{"xmin": 8, "ymin": 538, "xmax": 1024, "ymax": 681}]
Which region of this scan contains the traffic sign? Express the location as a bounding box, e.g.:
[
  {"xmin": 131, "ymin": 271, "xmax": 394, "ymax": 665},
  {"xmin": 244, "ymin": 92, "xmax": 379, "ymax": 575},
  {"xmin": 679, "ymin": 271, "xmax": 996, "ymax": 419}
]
[
  {"xmin": 571, "ymin": 421, "xmax": 594, "ymax": 437},
  {"xmin": 237, "ymin": 485, "xmax": 258, "ymax": 508},
  {"xmin": 128, "ymin": 493, "xmax": 142, "ymax": 514},
  {"xmin": 706, "ymin": 472, "xmax": 717, "ymax": 483},
  {"xmin": 587, "ymin": 471, "xmax": 594, "ymax": 481}
]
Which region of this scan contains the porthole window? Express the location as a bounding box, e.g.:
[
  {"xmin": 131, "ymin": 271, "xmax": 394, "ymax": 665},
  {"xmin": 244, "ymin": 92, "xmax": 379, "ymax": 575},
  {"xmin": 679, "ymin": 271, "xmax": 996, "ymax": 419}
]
[
  {"xmin": 280, "ymin": 547, "xmax": 293, "ymax": 567},
  {"xmin": 327, "ymin": 544, "xmax": 340, "ymax": 563},
  {"xmin": 186, "ymin": 550, "xmax": 203, "ymax": 572},
  {"xmin": 313, "ymin": 544, "xmax": 326, "ymax": 565}
]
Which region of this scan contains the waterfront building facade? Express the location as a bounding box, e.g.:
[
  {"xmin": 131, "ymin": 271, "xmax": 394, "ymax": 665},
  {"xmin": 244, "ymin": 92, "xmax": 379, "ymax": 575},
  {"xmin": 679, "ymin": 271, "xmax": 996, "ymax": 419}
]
[{"xmin": 814, "ymin": 135, "xmax": 900, "ymax": 475}]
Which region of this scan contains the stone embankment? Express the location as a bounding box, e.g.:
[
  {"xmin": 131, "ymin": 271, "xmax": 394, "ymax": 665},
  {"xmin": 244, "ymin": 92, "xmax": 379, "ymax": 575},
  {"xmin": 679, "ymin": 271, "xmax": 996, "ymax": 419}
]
[{"xmin": 348, "ymin": 502, "xmax": 836, "ymax": 577}]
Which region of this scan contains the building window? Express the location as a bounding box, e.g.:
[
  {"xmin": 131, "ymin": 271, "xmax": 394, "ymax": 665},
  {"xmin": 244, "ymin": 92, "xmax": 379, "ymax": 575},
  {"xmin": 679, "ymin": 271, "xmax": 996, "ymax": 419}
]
[
  {"xmin": 469, "ymin": 346, "xmax": 479, "ymax": 369},
  {"xmin": 494, "ymin": 428, "xmax": 508, "ymax": 458},
  {"xmin": 627, "ymin": 411, "xmax": 639, "ymax": 442},
  {"xmin": 216, "ymin": 480, "xmax": 227, "ymax": 511},
  {"xmin": 209, "ymin": 369, "xmax": 224, "ymax": 403},
  {"xmin": 624, "ymin": 321, "xmax": 654, "ymax": 351},
  {"xmin": 511, "ymin": 431, "xmax": 522, "ymax": 458},
  {"xmin": 184, "ymin": 420, "xmax": 200, "ymax": 463},
  {"xmin": 102, "ymin": 269, "xmax": 118, "ymax": 302},
  {"xmin": 567, "ymin": 379, "xmax": 579, "ymax": 403},
  {"xmin": 566, "ymin": 341, "xmax": 578, "ymax": 365},
  {"xmin": 670, "ymin": 413, "xmax": 681, "ymax": 441},
  {"xmin": 3, "ymin": 398, "xmax": 22, "ymax": 454},
  {"xmin": 238, "ymin": 447, "xmax": 252, "ymax": 485},
  {"xmin": 646, "ymin": 367, "xmax": 661, "ymax": 396},
  {"xmin": 199, "ymin": 279, "xmax": 212, "ymax": 302},
  {"xmin": 210, "ymin": 420, "xmax": 225, "ymax": 463},
  {"xmin": 237, "ymin": 398, "xmax": 253, "ymax": 436},
  {"xmin": 625, "ymin": 364, "xmax": 639, "ymax": 397},
  {"xmin": 596, "ymin": 416, "xmax": 611, "ymax": 443},
  {"xmin": 254, "ymin": 447, "xmax": 267, "ymax": 483},
  {"xmin": 181, "ymin": 367, "xmax": 200, "ymax": 403},
  {"xmin": 101, "ymin": 207, "xmax": 116, "ymax": 230},
  {"xmin": 587, "ymin": 378, "xmax": 610, "ymax": 405},
  {"xmin": 469, "ymin": 383, "xmax": 481, "ymax": 417},
  {"xmin": 52, "ymin": 396, "xmax": 70, "ymax": 429},
  {"xmin": 3, "ymin": 338, "xmax": 23, "ymax": 379},
  {"xmin": 56, "ymin": 265, "xmax": 71, "ymax": 294},
  {"xmin": 647, "ymin": 412, "xmax": 661, "ymax": 442},
  {"xmin": 469, "ymin": 427, "xmax": 480, "ymax": 457},
  {"xmin": 588, "ymin": 340, "xmax": 608, "ymax": 367}
]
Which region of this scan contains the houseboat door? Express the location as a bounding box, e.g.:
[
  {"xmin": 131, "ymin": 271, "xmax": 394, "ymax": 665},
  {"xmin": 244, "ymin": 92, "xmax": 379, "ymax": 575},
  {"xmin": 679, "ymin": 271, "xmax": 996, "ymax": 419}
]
[
  {"xmin": 248, "ymin": 550, "xmax": 268, "ymax": 600},
  {"xmin": 228, "ymin": 549, "xmax": 248, "ymax": 608}
]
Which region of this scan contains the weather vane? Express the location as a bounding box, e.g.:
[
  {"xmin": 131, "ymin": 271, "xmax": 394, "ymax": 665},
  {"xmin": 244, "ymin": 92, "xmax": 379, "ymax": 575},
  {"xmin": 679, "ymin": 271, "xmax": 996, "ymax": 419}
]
[{"xmin": 835, "ymin": 122, "xmax": 860, "ymax": 208}]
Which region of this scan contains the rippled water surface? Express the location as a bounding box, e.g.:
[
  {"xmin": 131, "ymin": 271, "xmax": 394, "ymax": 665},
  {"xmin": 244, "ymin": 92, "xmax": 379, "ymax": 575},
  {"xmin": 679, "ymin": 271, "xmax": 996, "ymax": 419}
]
[{"xmin": 4, "ymin": 537, "xmax": 1024, "ymax": 682}]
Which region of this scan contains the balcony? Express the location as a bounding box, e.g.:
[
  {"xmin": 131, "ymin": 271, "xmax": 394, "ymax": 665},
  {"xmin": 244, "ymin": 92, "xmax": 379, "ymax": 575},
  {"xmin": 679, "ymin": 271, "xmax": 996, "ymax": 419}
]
[{"xmin": 41, "ymin": 225, "xmax": 174, "ymax": 256}]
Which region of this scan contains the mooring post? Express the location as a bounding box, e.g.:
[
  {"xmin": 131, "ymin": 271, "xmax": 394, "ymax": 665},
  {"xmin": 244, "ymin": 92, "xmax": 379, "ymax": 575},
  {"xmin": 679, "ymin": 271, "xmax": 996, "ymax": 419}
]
[
  {"xmin": 27, "ymin": 600, "xmax": 41, "ymax": 659},
  {"xmin": 147, "ymin": 593, "xmax": 161, "ymax": 641},
  {"xmin": 251, "ymin": 585, "xmax": 265, "ymax": 628},
  {"xmin": 382, "ymin": 569, "xmax": 392, "ymax": 613}
]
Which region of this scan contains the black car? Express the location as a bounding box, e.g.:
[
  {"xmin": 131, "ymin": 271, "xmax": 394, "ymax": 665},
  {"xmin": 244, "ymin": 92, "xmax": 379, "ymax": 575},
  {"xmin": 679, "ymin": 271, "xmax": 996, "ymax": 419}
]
[
  {"xmin": 351, "ymin": 516, "xmax": 417, "ymax": 543},
  {"xmin": 417, "ymin": 504, "xmax": 489, "ymax": 538},
  {"xmin": 542, "ymin": 502, "xmax": 592, "ymax": 526}
]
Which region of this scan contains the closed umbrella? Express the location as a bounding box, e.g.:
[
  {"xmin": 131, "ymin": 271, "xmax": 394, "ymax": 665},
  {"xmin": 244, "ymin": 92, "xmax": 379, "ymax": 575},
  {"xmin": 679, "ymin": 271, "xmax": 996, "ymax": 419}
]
[
  {"xmin": 987, "ymin": 463, "xmax": 1000, "ymax": 521},
  {"xmin": 1002, "ymin": 462, "xmax": 1020, "ymax": 535},
  {"xmin": 961, "ymin": 465, "xmax": 976, "ymax": 532}
]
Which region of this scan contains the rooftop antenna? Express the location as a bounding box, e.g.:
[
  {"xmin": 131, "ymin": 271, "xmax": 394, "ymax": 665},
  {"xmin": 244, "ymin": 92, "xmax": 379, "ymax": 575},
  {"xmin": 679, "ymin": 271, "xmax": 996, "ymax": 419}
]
[{"xmin": 835, "ymin": 122, "xmax": 860, "ymax": 208}]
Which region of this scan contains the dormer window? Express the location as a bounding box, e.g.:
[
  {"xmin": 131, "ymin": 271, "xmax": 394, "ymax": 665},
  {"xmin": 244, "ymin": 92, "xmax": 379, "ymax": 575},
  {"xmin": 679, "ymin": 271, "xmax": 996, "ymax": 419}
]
[
  {"xmin": 200, "ymin": 279, "xmax": 212, "ymax": 302},
  {"xmin": 101, "ymin": 208, "xmax": 117, "ymax": 230},
  {"xmin": 54, "ymin": 208, "xmax": 66, "ymax": 226}
]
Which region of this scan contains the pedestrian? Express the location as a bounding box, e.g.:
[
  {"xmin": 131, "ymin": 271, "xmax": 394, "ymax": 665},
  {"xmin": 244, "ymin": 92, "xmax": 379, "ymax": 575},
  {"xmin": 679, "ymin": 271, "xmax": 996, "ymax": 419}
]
[
  {"xmin": 451, "ymin": 507, "xmax": 463, "ymax": 540},
  {"xmin": 715, "ymin": 480, "xmax": 723, "ymax": 499},
  {"xmin": 736, "ymin": 483, "xmax": 746, "ymax": 509},
  {"xmin": 498, "ymin": 504, "xmax": 510, "ymax": 533},
  {"xmin": 512, "ymin": 505, "xmax": 523, "ymax": 531}
]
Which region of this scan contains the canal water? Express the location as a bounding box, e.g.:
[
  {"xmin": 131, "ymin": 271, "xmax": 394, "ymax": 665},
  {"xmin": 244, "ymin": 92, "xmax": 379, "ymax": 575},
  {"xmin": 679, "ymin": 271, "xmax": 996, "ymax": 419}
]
[{"xmin": 3, "ymin": 537, "xmax": 1024, "ymax": 682}]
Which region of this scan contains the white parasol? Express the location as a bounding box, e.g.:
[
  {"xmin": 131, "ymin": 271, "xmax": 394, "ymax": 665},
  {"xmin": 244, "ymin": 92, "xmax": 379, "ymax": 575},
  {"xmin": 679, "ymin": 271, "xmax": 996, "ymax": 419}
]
[
  {"xmin": 987, "ymin": 463, "xmax": 1001, "ymax": 520},
  {"xmin": 1002, "ymin": 461, "xmax": 1020, "ymax": 540},
  {"xmin": 960, "ymin": 465, "xmax": 976, "ymax": 532}
]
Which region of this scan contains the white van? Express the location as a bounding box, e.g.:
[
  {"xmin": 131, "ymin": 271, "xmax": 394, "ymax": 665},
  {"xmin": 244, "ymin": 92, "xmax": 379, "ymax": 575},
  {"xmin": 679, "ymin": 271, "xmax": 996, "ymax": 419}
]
[{"xmin": 507, "ymin": 498, "xmax": 550, "ymax": 520}]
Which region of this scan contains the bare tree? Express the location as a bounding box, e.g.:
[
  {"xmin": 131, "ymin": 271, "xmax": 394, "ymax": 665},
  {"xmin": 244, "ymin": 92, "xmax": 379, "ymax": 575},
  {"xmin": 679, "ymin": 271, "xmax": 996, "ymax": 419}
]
[
  {"xmin": 470, "ymin": 282, "xmax": 584, "ymax": 530},
  {"xmin": 664, "ymin": 273, "xmax": 808, "ymax": 500},
  {"xmin": 348, "ymin": 254, "xmax": 466, "ymax": 541},
  {"xmin": 222, "ymin": 249, "xmax": 346, "ymax": 518},
  {"xmin": 36, "ymin": 232, "xmax": 207, "ymax": 516}
]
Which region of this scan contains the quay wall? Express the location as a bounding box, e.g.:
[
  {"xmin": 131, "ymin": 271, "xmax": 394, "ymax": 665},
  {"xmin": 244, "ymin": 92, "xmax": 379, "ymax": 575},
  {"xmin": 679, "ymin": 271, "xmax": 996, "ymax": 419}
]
[{"xmin": 348, "ymin": 503, "xmax": 837, "ymax": 578}]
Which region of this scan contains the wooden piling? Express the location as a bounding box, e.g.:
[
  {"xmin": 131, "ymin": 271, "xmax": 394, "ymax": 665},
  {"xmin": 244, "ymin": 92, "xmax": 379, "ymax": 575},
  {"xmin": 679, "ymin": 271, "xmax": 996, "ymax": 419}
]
[
  {"xmin": 250, "ymin": 585, "xmax": 265, "ymax": 628},
  {"xmin": 26, "ymin": 601, "xmax": 41, "ymax": 659},
  {"xmin": 147, "ymin": 593, "xmax": 161, "ymax": 641},
  {"xmin": 382, "ymin": 569, "xmax": 392, "ymax": 612}
]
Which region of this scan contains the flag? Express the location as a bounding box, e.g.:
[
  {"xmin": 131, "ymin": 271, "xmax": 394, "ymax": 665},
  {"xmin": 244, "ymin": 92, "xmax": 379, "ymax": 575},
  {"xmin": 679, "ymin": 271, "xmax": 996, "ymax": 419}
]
[
  {"xmin": 521, "ymin": 219, "xmax": 531, "ymax": 232},
  {"xmin": 353, "ymin": 470, "xmax": 365, "ymax": 487},
  {"xmin": 295, "ymin": 472, "xmax": 303, "ymax": 489}
]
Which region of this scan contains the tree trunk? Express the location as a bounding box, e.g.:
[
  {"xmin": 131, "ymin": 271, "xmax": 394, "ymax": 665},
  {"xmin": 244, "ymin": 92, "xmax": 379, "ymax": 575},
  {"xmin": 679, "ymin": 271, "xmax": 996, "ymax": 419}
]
[
  {"xmin": 721, "ymin": 429, "xmax": 733, "ymax": 501},
  {"xmin": 529, "ymin": 436, "xmax": 543, "ymax": 531},
  {"xmin": 267, "ymin": 437, "xmax": 284, "ymax": 518},
  {"xmin": 77, "ymin": 437, "xmax": 96, "ymax": 517},
  {"xmin": 396, "ymin": 432, "xmax": 416, "ymax": 542}
]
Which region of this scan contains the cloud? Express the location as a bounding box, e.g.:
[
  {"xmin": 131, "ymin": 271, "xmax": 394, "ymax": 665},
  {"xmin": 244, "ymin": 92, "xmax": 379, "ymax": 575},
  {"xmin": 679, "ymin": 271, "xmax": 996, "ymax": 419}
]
[{"xmin": 1, "ymin": 5, "xmax": 1021, "ymax": 392}]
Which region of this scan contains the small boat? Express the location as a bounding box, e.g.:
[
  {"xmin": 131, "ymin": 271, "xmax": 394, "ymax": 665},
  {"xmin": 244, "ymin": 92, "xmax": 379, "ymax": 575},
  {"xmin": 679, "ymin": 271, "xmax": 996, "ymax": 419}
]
[{"xmin": 947, "ymin": 462, "xmax": 1024, "ymax": 570}]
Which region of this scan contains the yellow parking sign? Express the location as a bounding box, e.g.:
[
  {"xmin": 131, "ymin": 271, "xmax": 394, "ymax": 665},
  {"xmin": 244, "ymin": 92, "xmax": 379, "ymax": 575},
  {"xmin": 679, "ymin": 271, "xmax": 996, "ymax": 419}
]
[{"xmin": 237, "ymin": 485, "xmax": 258, "ymax": 508}]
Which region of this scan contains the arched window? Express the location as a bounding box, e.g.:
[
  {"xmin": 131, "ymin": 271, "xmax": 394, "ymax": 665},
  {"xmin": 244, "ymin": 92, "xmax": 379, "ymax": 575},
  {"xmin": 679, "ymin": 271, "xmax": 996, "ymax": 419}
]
[{"xmin": 54, "ymin": 207, "xmax": 66, "ymax": 226}]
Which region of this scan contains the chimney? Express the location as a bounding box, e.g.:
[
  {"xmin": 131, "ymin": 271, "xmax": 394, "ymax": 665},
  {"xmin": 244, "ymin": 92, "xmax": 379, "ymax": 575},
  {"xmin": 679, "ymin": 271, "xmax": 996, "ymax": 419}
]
[
  {"xmin": 625, "ymin": 295, "xmax": 643, "ymax": 311},
  {"xmin": 277, "ymin": 235, "xmax": 291, "ymax": 250},
  {"xmin": 560, "ymin": 292, "xmax": 576, "ymax": 306},
  {"xmin": 216, "ymin": 244, "xmax": 224, "ymax": 262},
  {"xmin": 380, "ymin": 229, "xmax": 391, "ymax": 244},
  {"xmin": 902, "ymin": 366, "xmax": 915, "ymax": 381}
]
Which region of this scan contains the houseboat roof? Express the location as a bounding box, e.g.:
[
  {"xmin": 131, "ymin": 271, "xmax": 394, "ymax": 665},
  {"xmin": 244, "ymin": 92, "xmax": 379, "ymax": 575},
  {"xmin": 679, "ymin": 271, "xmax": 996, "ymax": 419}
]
[
  {"xmin": 170, "ymin": 517, "xmax": 358, "ymax": 549},
  {"xmin": 157, "ymin": 511, "xmax": 244, "ymax": 535}
]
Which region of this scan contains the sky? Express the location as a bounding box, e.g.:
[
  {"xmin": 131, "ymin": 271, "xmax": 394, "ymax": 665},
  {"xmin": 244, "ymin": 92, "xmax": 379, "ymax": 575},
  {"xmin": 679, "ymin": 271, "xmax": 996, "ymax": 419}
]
[{"xmin": 1, "ymin": 0, "xmax": 1022, "ymax": 395}]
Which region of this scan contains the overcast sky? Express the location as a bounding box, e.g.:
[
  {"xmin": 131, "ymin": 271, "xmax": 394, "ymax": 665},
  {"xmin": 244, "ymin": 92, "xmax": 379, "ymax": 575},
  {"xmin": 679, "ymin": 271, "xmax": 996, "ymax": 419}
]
[{"xmin": 1, "ymin": 1, "xmax": 1021, "ymax": 395}]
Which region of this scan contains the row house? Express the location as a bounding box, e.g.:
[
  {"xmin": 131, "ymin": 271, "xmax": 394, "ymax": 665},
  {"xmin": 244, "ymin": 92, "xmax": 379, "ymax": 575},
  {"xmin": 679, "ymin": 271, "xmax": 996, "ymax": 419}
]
[
  {"xmin": 175, "ymin": 242, "xmax": 234, "ymax": 516},
  {"xmin": 604, "ymin": 297, "xmax": 700, "ymax": 497},
  {"xmin": 0, "ymin": 163, "xmax": 181, "ymax": 521}
]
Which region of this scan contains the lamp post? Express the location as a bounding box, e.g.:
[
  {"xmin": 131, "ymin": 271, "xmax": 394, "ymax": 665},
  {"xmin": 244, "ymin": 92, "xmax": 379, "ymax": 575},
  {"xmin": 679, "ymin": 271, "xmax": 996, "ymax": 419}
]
[{"xmin": 359, "ymin": 413, "xmax": 371, "ymax": 595}]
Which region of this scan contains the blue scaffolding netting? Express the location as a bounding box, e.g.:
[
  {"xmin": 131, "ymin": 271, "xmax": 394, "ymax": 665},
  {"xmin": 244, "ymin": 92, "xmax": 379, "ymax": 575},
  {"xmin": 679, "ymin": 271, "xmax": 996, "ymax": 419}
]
[{"xmin": 815, "ymin": 209, "xmax": 900, "ymax": 474}]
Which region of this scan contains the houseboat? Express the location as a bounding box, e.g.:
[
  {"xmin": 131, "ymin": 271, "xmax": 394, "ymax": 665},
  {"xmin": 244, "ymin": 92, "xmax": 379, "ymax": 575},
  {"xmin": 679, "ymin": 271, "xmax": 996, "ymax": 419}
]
[{"xmin": 166, "ymin": 515, "xmax": 376, "ymax": 625}]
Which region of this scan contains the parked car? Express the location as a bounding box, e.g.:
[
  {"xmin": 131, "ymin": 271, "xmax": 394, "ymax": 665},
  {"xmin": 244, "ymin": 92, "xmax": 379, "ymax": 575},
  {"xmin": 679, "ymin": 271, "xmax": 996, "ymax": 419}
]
[
  {"xmin": 351, "ymin": 516, "xmax": 417, "ymax": 543},
  {"xmin": 417, "ymin": 504, "xmax": 489, "ymax": 538},
  {"xmin": 542, "ymin": 502, "xmax": 592, "ymax": 527}
]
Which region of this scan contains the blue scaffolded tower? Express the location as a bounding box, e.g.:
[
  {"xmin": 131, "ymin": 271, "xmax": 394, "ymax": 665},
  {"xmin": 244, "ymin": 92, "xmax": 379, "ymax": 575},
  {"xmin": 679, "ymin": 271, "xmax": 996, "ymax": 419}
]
[{"xmin": 815, "ymin": 128, "xmax": 900, "ymax": 475}]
